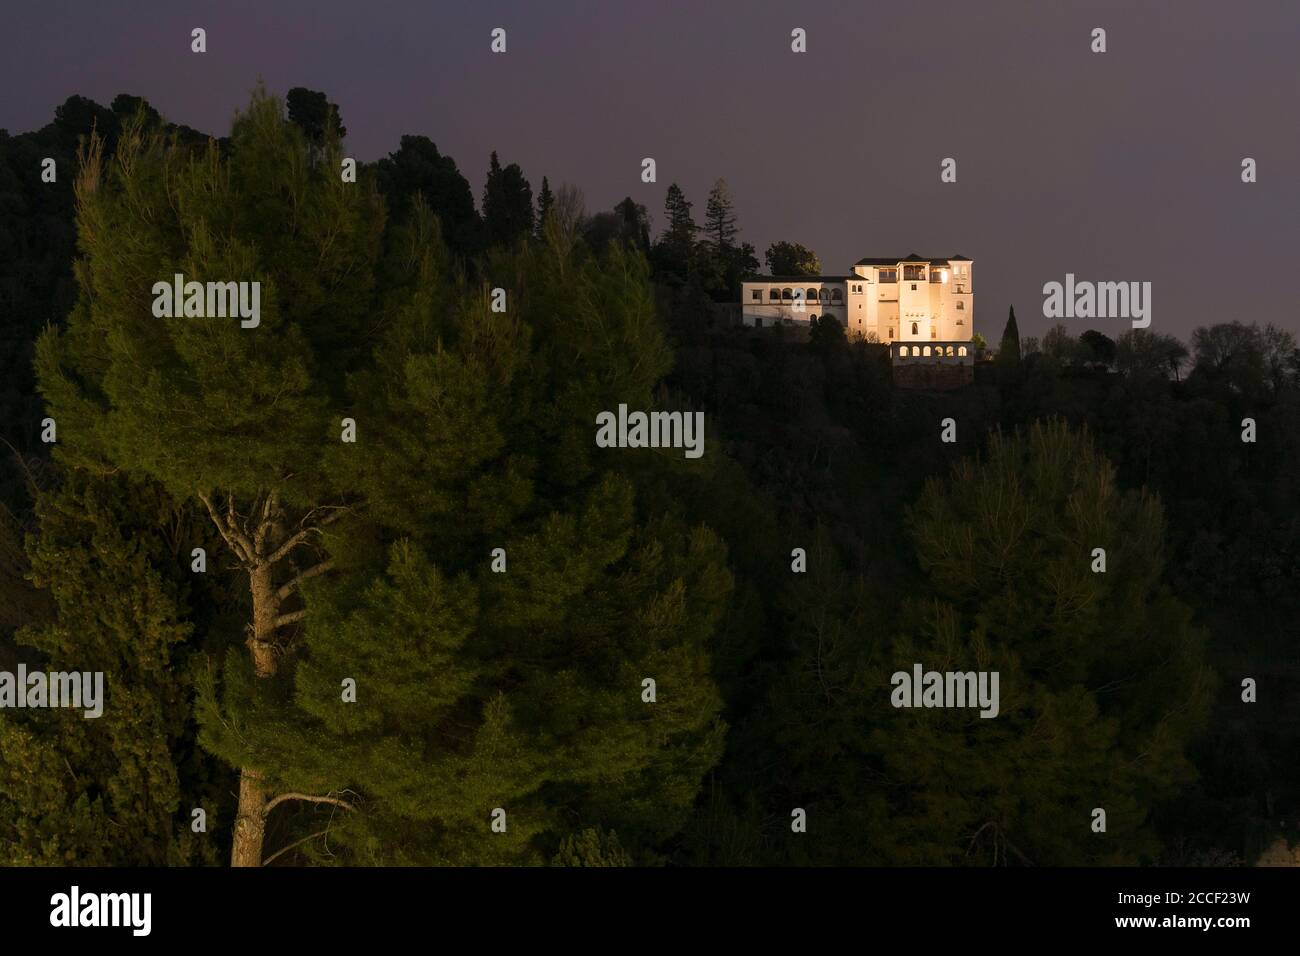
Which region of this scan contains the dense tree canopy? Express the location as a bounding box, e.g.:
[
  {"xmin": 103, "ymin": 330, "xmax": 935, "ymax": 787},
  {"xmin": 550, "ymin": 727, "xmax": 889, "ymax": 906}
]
[{"xmin": 0, "ymin": 87, "xmax": 1294, "ymax": 868}]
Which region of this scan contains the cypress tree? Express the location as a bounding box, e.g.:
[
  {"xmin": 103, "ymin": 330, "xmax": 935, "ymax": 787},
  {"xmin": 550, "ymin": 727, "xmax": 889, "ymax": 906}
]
[{"xmin": 998, "ymin": 306, "xmax": 1022, "ymax": 366}]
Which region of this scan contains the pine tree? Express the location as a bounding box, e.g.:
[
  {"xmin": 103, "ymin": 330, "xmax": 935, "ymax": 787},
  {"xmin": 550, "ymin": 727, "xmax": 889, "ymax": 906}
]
[
  {"xmin": 614, "ymin": 196, "xmax": 650, "ymax": 252},
  {"xmin": 38, "ymin": 89, "xmax": 731, "ymax": 866},
  {"xmin": 535, "ymin": 176, "xmax": 554, "ymax": 239},
  {"xmin": 654, "ymin": 183, "xmax": 697, "ymax": 281},
  {"xmin": 205, "ymin": 215, "xmax": 732, "ymax": 865},
  {"xmin": 703, "ymin": 179, "xmax": 737, "ymax": 254},
  {"xmin": 887, "ymin": 421, "xmax": 1211, "ymax": 863},
  {"xmin": 482, "ymin": 151, "xmax": 535, "ymax": 248},
  {"xmin": 374, "ymin": 135, "xmax": 483, "ymax": 260},
  {"xmin": 36, "ymin": 90, "xmax": 388, "ymax": 866},
  {"xmin": 285, "ymin": 87, "xmax": 347, "ymax": 148},
  {"xmin": 747, "ymin": 423, "xmax": 1211, "ymax": 865}
]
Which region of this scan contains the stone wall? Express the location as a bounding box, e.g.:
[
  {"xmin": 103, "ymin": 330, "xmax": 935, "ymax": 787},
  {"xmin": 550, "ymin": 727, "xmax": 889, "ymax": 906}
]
[{"xmin": 892, "ymin": 362, "xmax": 974, "ymax": 390}]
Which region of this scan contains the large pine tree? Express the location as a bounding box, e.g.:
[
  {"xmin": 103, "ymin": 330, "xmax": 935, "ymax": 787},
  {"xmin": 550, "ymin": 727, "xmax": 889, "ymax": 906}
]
[
  {"xmin": 201, "ymin": 209, "xmax": 731, "ymax": 864},
  {"xmin": 37, "ymin": 90, "xmax": 731, "ymax": 866},
  {"xmin": 37, "ymin": 91, "xmax": 393, "ymax": 865}
]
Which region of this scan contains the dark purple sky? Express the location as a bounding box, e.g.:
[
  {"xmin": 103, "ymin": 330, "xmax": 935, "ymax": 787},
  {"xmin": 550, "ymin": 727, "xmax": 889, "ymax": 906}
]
[{"xmin": 4, "ymin": 0, "xmax": 1298, "ymax": 341}]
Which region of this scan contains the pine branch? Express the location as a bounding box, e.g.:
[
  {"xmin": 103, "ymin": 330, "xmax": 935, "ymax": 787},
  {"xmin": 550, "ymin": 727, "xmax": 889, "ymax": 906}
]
[
  {"xmin": 274, "ymin": 609, "xmax": 308, "ymax": 628},
  {"xmin": 276, "ymin": 559, "xmax": 336, "ymax": 602},
  {"xmin": 264, "ymin": 791, "xmax": 356, "ymax": 815},
  {"xmin": 265, "ymin": 503, "xmax": 351, "ymax": 565},
  {"xmin": 300, "ymin": 503, "xmax": 354, "ymax": 530},
  {"xmin": 227, "ymin": 492, "xmax": 258, "ymax": 560},
  {"xmin": 262, "ymin": 828, "xmax": 331, "ymax": 867},
  {"xmin": 266, "ymin": 527, "xmax": 321, "ymax": 566},
  {"xmin": 198, "ymin": 491, "xmax": 252, "ymax": 564},
  {"xmin": 254, "ymin": 490, "xmax": 280, "ymax": 553}
]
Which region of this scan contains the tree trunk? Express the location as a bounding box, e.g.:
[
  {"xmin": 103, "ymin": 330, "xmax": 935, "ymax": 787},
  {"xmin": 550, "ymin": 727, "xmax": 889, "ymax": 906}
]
[
  {"xmin": 230, "ymin": 558, "xmax": 280, "ymax": 866},
  {"xmin": 248, "ymin": 562, "xmax": 279, "ymax": 678},
  {"xmin": 231, "ymin": 767, "xmax": 269, "ymax": 867}
]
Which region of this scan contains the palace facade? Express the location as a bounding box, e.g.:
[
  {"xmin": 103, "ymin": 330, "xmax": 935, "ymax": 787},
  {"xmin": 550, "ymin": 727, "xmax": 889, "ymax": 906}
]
[{"xmin": 740, "ymin": 254, "xmax": 975, "ymax": 370}]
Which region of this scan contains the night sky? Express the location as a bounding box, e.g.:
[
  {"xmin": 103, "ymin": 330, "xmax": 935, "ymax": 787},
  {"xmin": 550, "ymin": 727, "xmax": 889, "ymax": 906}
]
[{"xmin": 4, "ymin": 0, "xmax": 1298, "ymax": 340}]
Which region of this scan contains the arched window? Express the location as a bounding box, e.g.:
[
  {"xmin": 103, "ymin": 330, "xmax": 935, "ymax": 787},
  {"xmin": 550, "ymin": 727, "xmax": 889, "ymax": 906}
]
[
  {"xmin": 782, "ymin": 288, "xmax": 793, "ymax": 301},
  {"xmin": 819, "ymin": 289, "xmax": 830, "ymax": 303},
  {"xmin": 911, "ymin": 322, "xmax": 919, "ymax": 335},
  {"xmin": 806, "ymin": 287, "xmax": 818, "ymax": 302},
  {"xmin": 946, "ymin": 346, "xmax": 955, "ymax": 357},
  {"xmin": 769, "ymin": 288, "xmax": 779, "ymax": 301},
  {"xmin": 899, "ymin": 346, "xmax": 909, "ymax": 356},
  {"xmin": 831, "ymin": 289, "xmax": 843, "ymax": 303},
  {"xmin": 923, "ymin": 346, "xmax": 932, "ymax": 357},
  {"xmin": 958, "ymin": 346, "xmax": 968, "ymax": 356}
]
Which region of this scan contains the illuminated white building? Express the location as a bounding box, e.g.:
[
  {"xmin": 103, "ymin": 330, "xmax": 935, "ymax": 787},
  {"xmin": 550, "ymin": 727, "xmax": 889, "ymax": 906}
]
[{"xmin": 740, "ymin": 254, "xmax": 975, "ymax": 365}]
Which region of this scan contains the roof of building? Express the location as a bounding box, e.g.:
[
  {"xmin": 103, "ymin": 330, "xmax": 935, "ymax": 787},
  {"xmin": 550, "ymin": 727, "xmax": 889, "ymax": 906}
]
[
  {"xmin": 855, "ymin": 254, "xmax": 972, "ymax": 266},
  {"xmin": 744, "ymin": 275, "xmax": 856, "ymax": 283}
]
